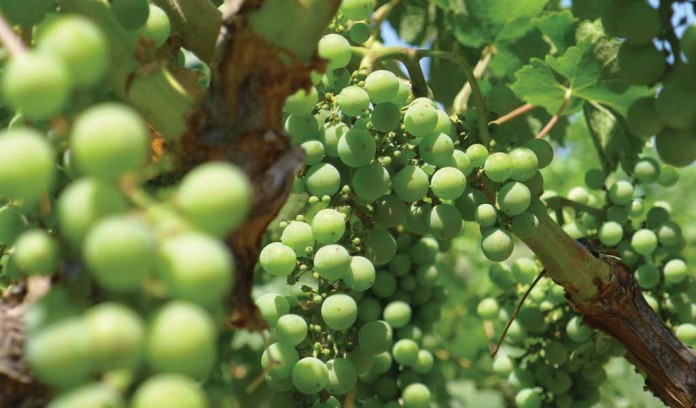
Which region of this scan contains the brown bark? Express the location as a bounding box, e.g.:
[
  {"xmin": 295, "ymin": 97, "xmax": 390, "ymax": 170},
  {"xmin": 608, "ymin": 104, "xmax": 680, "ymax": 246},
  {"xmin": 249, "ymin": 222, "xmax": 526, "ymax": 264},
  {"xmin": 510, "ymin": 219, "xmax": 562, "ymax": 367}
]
[{"xmin": 574, "ymin": 256, "xmax": 696, "ymax": 407}]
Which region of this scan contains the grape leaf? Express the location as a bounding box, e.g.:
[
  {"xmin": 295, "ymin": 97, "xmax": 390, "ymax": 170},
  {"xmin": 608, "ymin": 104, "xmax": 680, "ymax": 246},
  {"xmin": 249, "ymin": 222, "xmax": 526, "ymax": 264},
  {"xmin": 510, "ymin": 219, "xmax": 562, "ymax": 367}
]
[
  {"xmin": 151, "ymin": 0, "xmax": 222, "ymax": 64},
  {"xmin": 534, "ymin": 10, "xmax": 577, "ymax": 54},
  {"xmin": 462, "ymin": 0, "xmax": 548, "ymax": 44},
  {"xmin": 510, "ymin": 37, "xmax": 651, "ymax": 118}
]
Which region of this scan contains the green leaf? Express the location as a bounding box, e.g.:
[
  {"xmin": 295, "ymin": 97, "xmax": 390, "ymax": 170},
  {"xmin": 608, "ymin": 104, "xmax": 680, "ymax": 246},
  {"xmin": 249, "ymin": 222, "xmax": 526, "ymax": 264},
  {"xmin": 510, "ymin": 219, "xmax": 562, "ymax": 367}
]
[
  {"xmin": 511, "ymin": 37, "xmax": 651, "ymax": 118},
  {"xmin": 151, "ymin": 0, "xmax": 221, "ymax": 64},
  {"xmin": 583, "ymin": 103, "xmax": 642, "ymax": 172},
  {"xmin": 534, "ymin": 10, "xmax": 577, "ymax": 54},
  {"xmin": 463, "ymin": 0, "xmax": 549, "ymax": 44}
]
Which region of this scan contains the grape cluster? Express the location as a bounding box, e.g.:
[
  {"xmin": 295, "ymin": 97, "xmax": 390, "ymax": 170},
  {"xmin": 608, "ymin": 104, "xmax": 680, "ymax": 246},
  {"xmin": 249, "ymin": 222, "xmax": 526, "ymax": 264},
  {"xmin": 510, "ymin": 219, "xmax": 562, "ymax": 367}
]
[{"xmin": 0, "ymin": 4, "xmax": 251, "ymax": 407}]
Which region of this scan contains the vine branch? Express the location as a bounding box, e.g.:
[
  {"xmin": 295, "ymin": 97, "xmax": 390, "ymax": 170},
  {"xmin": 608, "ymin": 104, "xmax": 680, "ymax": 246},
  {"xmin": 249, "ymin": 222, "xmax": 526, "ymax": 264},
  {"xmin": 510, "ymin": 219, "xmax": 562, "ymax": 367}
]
[
  {"xmin": 452, "ymin": 45, "xmax": 493, "ymax": 114},
  {"xmin": 535, "ymin": 88, "xmax": 571, "ymax": 139},
  {"xmin": 0, "ymin": 12, "xmax": 26, "ymax": 58},
  {"xmin": 489, "ymin": 103, "xmax": 534, "ymax": 126}
]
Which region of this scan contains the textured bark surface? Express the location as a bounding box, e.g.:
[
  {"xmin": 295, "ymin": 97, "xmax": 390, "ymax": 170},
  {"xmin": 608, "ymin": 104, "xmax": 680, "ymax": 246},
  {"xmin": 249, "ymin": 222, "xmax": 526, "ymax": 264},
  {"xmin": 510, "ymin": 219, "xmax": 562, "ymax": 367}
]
[{"xmin": 575, "ymin": 256, "xmax": 696, "ymax": 408}]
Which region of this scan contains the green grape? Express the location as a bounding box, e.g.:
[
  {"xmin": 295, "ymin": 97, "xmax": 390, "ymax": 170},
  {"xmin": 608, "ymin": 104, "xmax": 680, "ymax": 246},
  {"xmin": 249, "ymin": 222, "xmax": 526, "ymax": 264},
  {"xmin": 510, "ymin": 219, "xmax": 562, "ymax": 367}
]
[
  {"xmin": 12, "ymin": 229, "xmax": 56, "ymax": 276},
  {"xmin": 523, "ymin": 139, "xmax": 553, "ymax": 169},
  {"xmin": 343, "ymin": 255, "xmax": 376, "ymax": 291},
  {"xmin": 598, "ymin": 221, "xmax": 623, "ymax": 246},
  {"xmin": 285, "ymin": 86, "xmax": 318, "ymax": 115},
  {"xmin": 262, "ymin": 342, "xmax": 299, "ymax": 379},
  {"xmin": 136, "ymin": 5, "xmax": 171, "ymax": 47},
  {"xmin": 311, "ymin": 209, "xmax": 346, "ymax": 244},
  {"xmin": 393, "ymin": 165, "xmax": 429, "ymax": 202},
  {"xmin": 428, "ymin": 204, "xmax": 462, "ymax": 240},
  {"xmin": 657, "ymin": 166, "xmax": 679, "ymax": 187},
  {"xmin": 374, "ymin": 195, "xmax": 407, "ymax": 227},
  {"xmin": 0, "ymin": 205, "xmax": 26, "ymax": 245},
  {"xmin": 633, "ymin": 157, "xmax": 660, "ymax": 184},
  {"xmin": 302, "ymin": 140, "xmax": 325, "ymax": 165},
  {"xmin": 404, "ymin": 103, "xmax": 438, "ymax": 137},
  {"xmin": 305, "ymin": 163, "xmax": 341, "ymax": 196},
  {"xmin": 675, "ymin": 324, "xmax": 696, "ymax": 345},
  {"xmin": 512, "ymin": 258, "xmax": 539, "ymax": 283},
  {"xmin": 314, "ymin": 244, "xmax": 351, "ymax": 281},
  {"xmin": 292, "ymin": 357, "xmax": 329, "ymax": 394},
  {"xmin": 57, "ymin": 178, "xmax": 129, "ymax": 246},
  {"xmin": 511, "ymin": 212, "xmax": 539, "ymax": 238},
  {"xmin": 158, "ymin": 233, "xmax": 233, "ymax": 306},
  {"xmin": 111, "ymin": 0, "xmax": 150, "ymax": 29},
  {"xmin": 412, "ymin": 350, "xmax": 434, "ymax": 375},
  {"xmin": 618, "ymin": 42, "xmax": 665, "ymax": 86},
  {"xmin": 663, "ymin": 259, "xmax": 687, "ymax": 284},
  {"xmin": 281, "ymin": 221, "xmax": 315, "ymax": 256},
  {"xmin": 405, "ymin": 203, "xmax": 432, "ymax": 238},
  {"xmin": 388, "ymin": 254, "xmax": 410, "ymax": 276},
  {"xmin": 48, "ymin": 383, "xmax": 125, "ymax": 408},
  {"xmin": 606, "ymin": 205, "xmax": 629, "ymax": 224},
  {"xmin": 370, "ymin": 352, "xmax": 393, "ymax": 376},
  {"xmin": 481, "ymin": 228, "xmax": 514, "ymax": 262},
  {"xmin": 631, "ymin": 229, "xmax": 658, "ymax": 255},
  {"xmin": 286, "ymin": 113, "xmax": 320, "ymax": 143},
  {"xmin": 628, "ymin": 199, "xmax": 644, "ymax": 218},
  {"xmin": 447, "ymin": 149, "xmax": 473, "ymax": 175},
  {"xmin": 0, "ymin": 128, "xmax": 54, "ymax": 202},
  {"xmin": 410, "ymin": 237, "xmax": 438, "ymax": 265},
  {"xmin": 476, "ymin": 297, "xmax": 500, "ymax": 320},
  {"xmin": 176, "ymin": 161, "xmax": 251, "ymax": 236},
  {"xmin": 484, "ymin": 152, "xmax": 512, "ymax": 182},
  {"xmin": 349, "ymin": 21, "xmax": 371, "ymax": 44},
  {"xmin": 26, "ymin": 317, "xmax": 90, "ymax": 386},
  {"xmin": 607, "ymin": 180, "xmax": 634, "ymax": 205},
  {"xmin": 326, "ymin": 358, "xmax": 358, "ymax": 395},
  {"xmin": 37, "ymin": 15, "xmax": 109, "ymax": 88},
  {"xmin": 340, "ymin": 0, "xmax": 374, "ymax": 20},
  {"xmin": 365, "ymin": 70, "xmax": 399, "ymax": 103},
  {"xmin": 71, "ymin": 103, "xmax": 149, "ymax": 180},
  {"xmin": 622, "ymin": 1, "xmax": 661, "ymax": 44},
  {"xmin": 337, "ymin": 85, "xmax": 370, "ymax": 117},
  {"xmin": 147, "ymin": 301, "xmax": 216, "ymax": 379},
  {"xmin": 656, "ymin": 220, "xmax": 682, "ymax": 247},
  {"xmin": 256, "ymin": 293, "xmax": 289, "ymax": 326},
  {"xmin": 0, "ymin": 0, "xmax": 54, "ymax": 26},
  {"xmin": 492, "ymin": 354, "xmax": 514, "ymax": 376},
  {"xmin": 402, "ymin": 383, "xmax": 431, "ymax": 408},
  {"xmin": 275, "ymin": 314, "xmax": 308, "ymax": 346},
  {"xmin": 346, "ymin": 348, "xmax": 374, "ymax": 374},
  {"xmin": 584, "ymin": 168, "xmax": 606, "ymax": 190},
  {"xmin": 517, "ymin": 307, "xmax": 545, "ymax": 333},
  {"xmin": 322, "ymin": 68, "xmax": 351, "ymax": 91},
  {"xmin": 365, "ymin": 228, "xmax": 397, "ymax": 265},
  {"xmin": 509, "ymin": 147, "xmax": 539, "ymax": 181},
  {"xmin": 131, "ymin": 374, "xmax": 208, "ymax": 408},
  {"xmin": 383, "ymin": 301, "xmax": 412, "ymax": 329},
  {"xmin": 489, "ymin": 263, "xmax": 516, "ymax": 290},
  {"xmin": 318, "ymin": 34, "xmax": 351, "ymax": 70},
  {"xmin": 655, "ymin": 127, "xmax": 696, "ymax": 167},
  {"xmin": 260, "ymin": 242, "xmax": 297, "ymax": 277},
  {"xmin": 84, "ymin": 302, "xmax": 145, "ymax": 371},
  {"xmin": 391, "ymin": 79, "xmax": 412, "ymax": 107},
  {"xmin": 433, "ymin": 109, "xmax": 453, "ymax": 135},
  {"xmin": 636, "ymin": 263, "xmax": 660, "ymax": 289},
  {"xmin": 626, "ymin": 97, "xmax": 663, "ymax": 138},
  {"xmin": 566, "ymin": 316, "xmax": 591, "ymax": 342},
  {"xmin": 83, "ymin": 216, "xmax": 154, "ymax": 291},
  {"xmin": 358, "ymin": 296, "xmax": 382, "ymax": 322},
  {"xmin": 358, "ymin": 320, "xmax": 393, "ymax": 355},
  {"xmin": 497, "ymin": 182, "xmax": 531, "ymax": 216},
  {"xmin": 544, "ymin": 341, "xmax": 569, "ymax": 365},
  {"xmin": 508, "ymin": 369, "xmax": 535, "ymax": 392},
  {"xmin": 352, "ymin": 163, "xmax": 390, "ymax": 202},
  {"xmin": 338, "ymin": 128, "xmax": 376, "ymax": 167},
  {"xmin": 419, "ymin": 132, "xmax": 454, "ymax": 167},
  {"xmin": 475, "ymin": 203, "xmax": 498, "ymax": 227},
  {"xmin": 392, "ymin": 339, "xmax": 419, "ymax": 366},
  {"xmin": 371, "ymin": 102, "xmax": 401, "ymax": 132},
  {"xmin": 455, "ymin": 188, "xmax": 487, "ymax": 221},
  {"xmin": 546, "ymin": 371, "xmax": 573, "ymax": 395},
  {"xmin": 466, "ymin": 144, "xmax": 489, "ymax": 167}
]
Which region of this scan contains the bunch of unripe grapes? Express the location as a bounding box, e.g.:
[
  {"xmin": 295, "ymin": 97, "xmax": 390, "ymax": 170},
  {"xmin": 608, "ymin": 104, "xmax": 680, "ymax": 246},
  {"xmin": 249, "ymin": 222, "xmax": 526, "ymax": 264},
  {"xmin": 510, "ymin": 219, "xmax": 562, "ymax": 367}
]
[
  {"xmin": 603, "ymin": 0, "xmax": 696, "ymax": 166},
  {"xmin": 477, "ymin": 259, "xmax": 627, "ymax": 408},
  {"xmin": 0, "ymin": 4, "xmax": 259, "ymax": 407}
]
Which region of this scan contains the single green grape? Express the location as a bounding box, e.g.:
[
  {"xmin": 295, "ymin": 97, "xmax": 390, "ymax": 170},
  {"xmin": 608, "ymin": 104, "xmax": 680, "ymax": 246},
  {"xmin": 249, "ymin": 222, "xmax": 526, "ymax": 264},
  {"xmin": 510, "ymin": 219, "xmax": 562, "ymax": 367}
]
[{"xmin": 131, "ymin": 374, "xmax": 208, "ymax": 408}]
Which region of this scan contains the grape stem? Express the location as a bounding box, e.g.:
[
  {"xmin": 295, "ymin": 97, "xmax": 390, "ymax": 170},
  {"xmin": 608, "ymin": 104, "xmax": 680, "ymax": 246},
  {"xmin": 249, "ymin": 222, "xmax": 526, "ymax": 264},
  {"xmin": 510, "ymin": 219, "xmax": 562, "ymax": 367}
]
[
  {"xmin": 535, "ymin": 88, "xmax": 571, "ymax": 139},
  {"xmin": 368, "ymin": 0, "xmax": 400, "ymax": 46},
  {"xmin": 491, "ymin": 270, "xmax": 547, "ymax": 358},
  {"xmin": 489, "ymin": 103, "xmax": 534, "ymax": 126},
  {"xmin": 452, "ymin": 45, "xmax": 494, "ymax": 114},
  {"xmin": 0, "ymin": 12, "xmax": 26, "ymax": 58}
]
